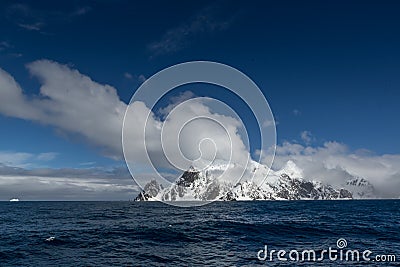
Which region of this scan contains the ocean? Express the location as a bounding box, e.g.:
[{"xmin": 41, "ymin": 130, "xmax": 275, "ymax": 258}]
[{"xmin": 1, "ymin": 200, "xmax": 399, "ymax": 266}]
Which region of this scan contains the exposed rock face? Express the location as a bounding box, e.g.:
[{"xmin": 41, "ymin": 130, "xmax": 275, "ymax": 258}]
[
  {"xmin": 218, "ymin": 174, "xmax": 353, "ymax": 201},
  {"xmin": 134, "ymin": 162, "xmax": 355, "ymax": 202},
  {"xmin": 160, "ymin": 167, "xmax": 226, "ymax": 201},
  {"xmin": 345, "ymin": 177, "xmax": 375, "ymax": 199},
  {"xmin": 339, "ymin": 188, "xmax": 353, "ymax": 199},
  {"xmin": 134, "ymin": 180, "xmax": 162, "ymax": 201},
  {"xmin": 176, "ymin": 166, "xmax": 200, "ymax": 187}
]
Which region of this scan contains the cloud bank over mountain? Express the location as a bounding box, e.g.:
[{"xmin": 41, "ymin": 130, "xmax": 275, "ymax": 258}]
[
  {"xmin": 0, "ymin": 60, "xmax": 249, "ymax": 165},
  {"xmin": 265, "ymin": 141, "xmax": 400, "ymax": 198},
  {"xmin": 0, "ymin": 60, "xmax": 399, "ymax": 199}
]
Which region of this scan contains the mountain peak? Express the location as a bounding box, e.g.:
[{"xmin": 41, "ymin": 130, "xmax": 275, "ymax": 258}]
[
  {"xmin": 135, "ymin": 161, "xmax": 355, "ymax": 202},
  {"xmin": 345, "ymin": 177, "xmax": 375, "ymax": 198},
  {"xmin": 176, "ymin": 167, "xmax": 201, "ymax": 187},
  {"xmin": 277, "ymin": 160, "xmax": 303, "ymax": 179}
]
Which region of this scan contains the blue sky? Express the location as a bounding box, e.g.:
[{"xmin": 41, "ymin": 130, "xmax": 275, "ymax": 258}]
[{"xmin": 1, "ymin": 1, "xmax": 400, "ymax": 200}]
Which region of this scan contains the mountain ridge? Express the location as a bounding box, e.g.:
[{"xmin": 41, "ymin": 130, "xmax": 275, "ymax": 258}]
[{"xmin": 134, "ymin": 161, "xmax": 373, "ymax": 201}]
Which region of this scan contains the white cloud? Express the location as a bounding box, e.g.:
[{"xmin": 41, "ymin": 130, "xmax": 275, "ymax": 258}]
[
  {"xmin": 300, "ymin": 130, "xmax": 313, "ymax": 144},
  {"xmin": 0, "ymin": 151, "xmax": 58, "ymax": 168},
  {"xmin": 0, "ymin": 163, "xmax": 159, "ymax": 200},
  {"xmin": 9, "ymin": 53, "xmax": 23, "ymax": 58},
  {"xmin": 70, "ymin": 6, "xmax": 91, "ymax": 17},
  {"xmin": 138, "ymin": 74, "xmax": 146, "ymax": 83},
  {"xmin": 159, "ymin": 98, "xmax": 249, "ymax": 170},
  {"xmin": 79, "ymin": 161, "xmax": 96, "ymax": 166},
  {"xmin": 0, "ymin": 60, "xmax": 250, "ymax": 170},
  {"xmin": 262, "ymin": 119, "xmax": 275, "ymax": 128},
  {"xmin": 37, "ymin": 152, "xmax": 58, "ymax": 161},
  {"xmin": 18, "ymin": 22, "xmax": 44, "ymax": 31},
  {"xmin": 0, "ymin": 41, "xmax": 23, "ymax": 58},
  {"xmin": 6, "ymin": 3, "xmax": 92, "ymax": 34},
  {"xmin": 0, "ymin": 41, "xmax": 11, "ymax": 51},
  {"xmin": 158, "ymin": 91, "xmax": 196, "ymax": 117},
  {"xmin": 124, "ymin": 72, "xmax": 146, "ymax": 83},
  {"xmin": 0, "ymin": 60, "xmax": 126, "ymax": 158},
  {"xmin": 0, "ymin": 152, "xmax": 33, "ymax": 167},
  {"xmin": 148, "ymin": 4, "xmax": 234, "ymax": 57},
  {"xmin": 262, "ymin": 141, "xmax": 400, "ymax": 198},
  {"xmin": 124, "ymin": 72, "xmax": 133, "ymax": 79},
  {"xmin": 0, "ymin": 175, "xmax": 138, "ymax": 201},
  {"xmin": 293, "ymin": 109, "xmax": 301, "ymax": 116}
]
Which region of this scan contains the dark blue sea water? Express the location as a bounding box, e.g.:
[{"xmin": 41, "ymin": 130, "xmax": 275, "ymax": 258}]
[{"xmin": 0, "ymin": 200, "xmax": 399, "ymax": 266}]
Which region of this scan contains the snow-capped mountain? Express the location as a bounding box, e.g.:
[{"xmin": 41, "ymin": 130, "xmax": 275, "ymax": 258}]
[
  {"xmin": 135, "ymin": 161, "xmax": 358, "ymax": 201},
  {"xmin": 344, "ymin": 177, "xmax": 375, "ymax": 199}
]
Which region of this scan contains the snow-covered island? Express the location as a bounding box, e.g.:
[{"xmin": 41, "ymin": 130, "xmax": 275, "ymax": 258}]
[{"xmin": 135, "ymin": 161, "xmax": 375, "ymax": 202}]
